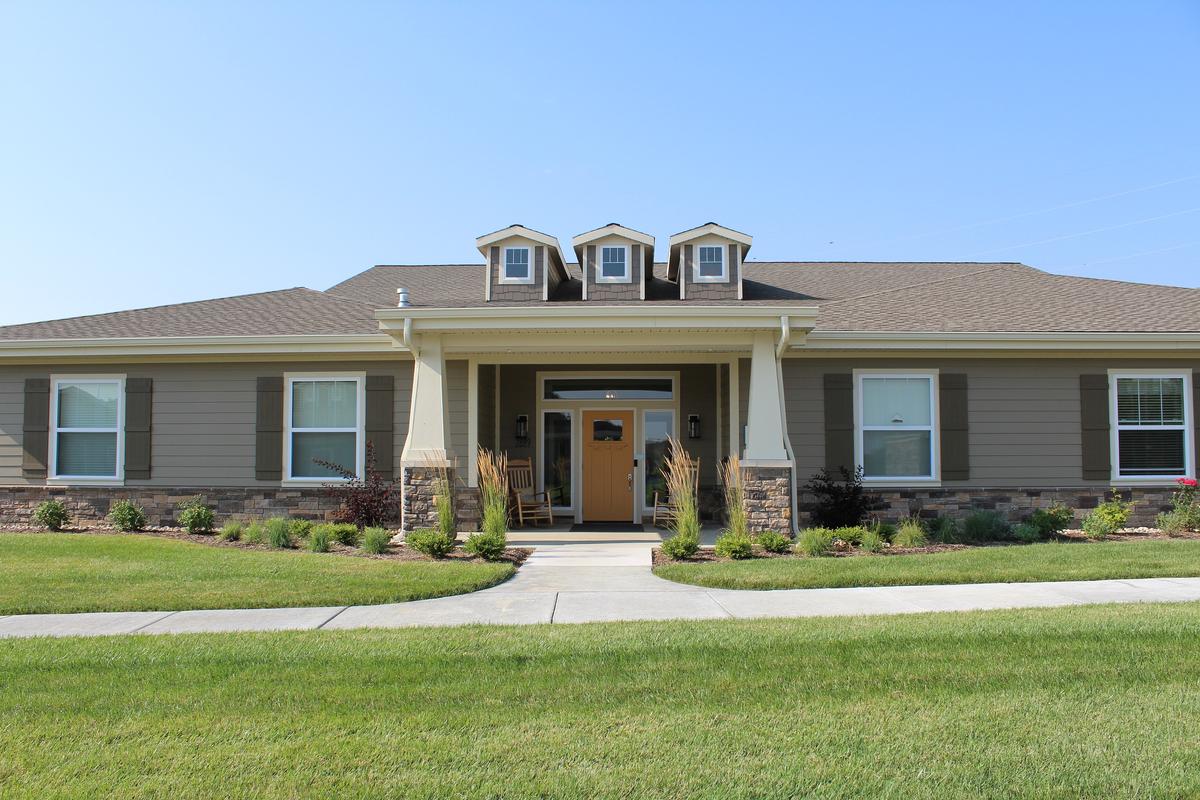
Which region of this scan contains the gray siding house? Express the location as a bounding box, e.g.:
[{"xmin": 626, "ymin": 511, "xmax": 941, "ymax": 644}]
[{"xmin": 1, "ymin": 222, "xmax": 1198, "ymax": 531}]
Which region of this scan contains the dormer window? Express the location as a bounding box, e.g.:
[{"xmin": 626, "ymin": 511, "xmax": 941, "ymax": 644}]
[
  {"xmin": 502, "ymin": 247, "xmax": 533, "ymax": 284},
  {"xmin": 696, "ymin": 246, "xmax": 726, "ymax": 282},
  {"xmin": 599, "ymin": 246, "xmax": 629, "ymax": 283}
]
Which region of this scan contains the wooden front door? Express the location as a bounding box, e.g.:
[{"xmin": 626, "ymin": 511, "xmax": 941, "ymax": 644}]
[{"xmin": 582, "ymin": 409, "xmax": 635, "ymax": 522}]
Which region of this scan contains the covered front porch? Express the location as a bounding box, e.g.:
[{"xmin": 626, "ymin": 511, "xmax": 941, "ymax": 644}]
[{"xmin": 376, "ymin": 305, "xmax": 817, "ymax": 535}]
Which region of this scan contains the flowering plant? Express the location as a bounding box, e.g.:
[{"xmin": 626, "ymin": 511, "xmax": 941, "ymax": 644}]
[
  {"xmin": 1159, "ymin": 477, "xmax": 1200, "ymax": 534},
  {"xmin": 1177, "ymin": 477, "xmax": 1198, "ymax": 488}
]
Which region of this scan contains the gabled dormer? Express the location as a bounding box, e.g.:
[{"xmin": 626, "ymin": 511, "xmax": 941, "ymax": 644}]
[
  {"xmin": 477, "ymin": 224, "xmax": 569, "ymax": 303},
  {"xmin": 667, "ymin": 222, "xmax": 752, "ymax": 300},
  {"xmin": 571, "ymin": 223, "xmax": 655, "ymax": 301}
]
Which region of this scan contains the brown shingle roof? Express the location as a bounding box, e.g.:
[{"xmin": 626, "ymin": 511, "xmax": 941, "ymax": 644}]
[{"xmin": 0, "ymin": 288, "xmax": 380, "ymax": 340}]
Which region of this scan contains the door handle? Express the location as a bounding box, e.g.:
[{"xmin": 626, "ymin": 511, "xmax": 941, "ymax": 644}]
[{"xmin": 626, "ymin": 473, "xmax": 633, "ymax": 489}]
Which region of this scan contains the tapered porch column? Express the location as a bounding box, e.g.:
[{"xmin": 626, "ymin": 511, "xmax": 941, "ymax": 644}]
[
  {"xmin": 741, "ymin": 330, "xmax": 794, "ymax": 534},
  {"xmin": 400, "ymin": 334, "xmax": 454, "ymax": 533}
]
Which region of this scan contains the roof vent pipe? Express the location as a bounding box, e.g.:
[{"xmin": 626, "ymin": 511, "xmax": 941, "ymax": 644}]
[{"xmin": 396, "ymin": 287, "xmax": 410, "ymax": 308}]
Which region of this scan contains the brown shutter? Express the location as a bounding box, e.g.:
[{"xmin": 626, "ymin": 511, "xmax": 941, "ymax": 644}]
[
  {"xmin": 586, "ymin": 245, "xmax": 596, "ymax": 282},
  {"xmin": 823, "ymin": 373, "xmax": 854, "ymax": 474},
  {"xmin": 256, "ymin": 376, "xmax": 284, "ymax": 481},
  {"xmin": 21, "ymin": 377, "xmax": 50, "ymax": 477},
  {"xmin": 124, "ymin": 378, "xmax": 153, "ymax": 479},
  {"xmin": 1080, "ymin": 374, "xmax": 1111, "ymax": 480},
  {"xmin": 365, "ymin": 374, "xmax": 394, "ymax": 480},
  {"xmin": 534, "ymin": 246, "xmax": 544, "ymax": 283},
  {"xmin": 939, "ymin": 374, "xmax": 969, "ymax": 481},
  {"xmin": 728, "ymin": 243, "xmax": 738, "ymax": 282}
]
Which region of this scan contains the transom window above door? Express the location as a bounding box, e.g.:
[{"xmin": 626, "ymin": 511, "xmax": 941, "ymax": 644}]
[
  {"xmin": 599, "ymin": 246, "xmax": 629, "ymax": 282},
  {"xmin": 502, "ymin": 247, "xmax": 532, "ymax": 283},
  {"xmin": 543, "ymin": 377, "xmax": 673, "ymax": 400},
  {"xmin": 696, "ymin": 245, "xmax": 726, "ymax": 281}
]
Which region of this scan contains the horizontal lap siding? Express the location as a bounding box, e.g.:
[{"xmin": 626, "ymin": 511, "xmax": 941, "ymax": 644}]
[
  {"xmin": 447, "ymin": 360, "xmax": 468, "ymax": 459},
  {"xmin": 782, "ymin": 357, "xmax": 1198, "ymax": 489},
  {"xmin": 0, "ymin": 361, "xmax": 414, "ymax": 488}
]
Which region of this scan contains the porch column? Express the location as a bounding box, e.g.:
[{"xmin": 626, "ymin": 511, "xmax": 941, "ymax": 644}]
[
  {"xmin": 400, "ymin": 334, "xmax": 454, "ymax": 533},
  {"xmin": 741, "ymin": 331, "xmax": 794, "ymax": 534}
]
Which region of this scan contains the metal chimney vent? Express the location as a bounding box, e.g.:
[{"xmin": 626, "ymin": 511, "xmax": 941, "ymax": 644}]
[{"xmin": 396, "ymin": 287, "xmax": 410, "ymax": 308}]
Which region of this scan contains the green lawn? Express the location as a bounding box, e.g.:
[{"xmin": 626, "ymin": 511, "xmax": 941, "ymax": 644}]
[
  {"xmin": 3, "ymin": 603, "xmax": 1200, "ymax": 798},
  {"xmin": 0, "ymin": 533, "xmax": 514, "ymax": 614},
  {"xmin": 654, "ymin": 538, "xmax": 1200, "ymax": 590}
]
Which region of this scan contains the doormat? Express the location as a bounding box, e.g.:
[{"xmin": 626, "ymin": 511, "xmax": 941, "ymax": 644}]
[{"xmin": 569, "ymin": 523, "xmax": 646, "ymax": 533}]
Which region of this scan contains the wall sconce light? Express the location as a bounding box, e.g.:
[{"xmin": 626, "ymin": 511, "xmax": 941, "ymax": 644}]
[
  {"xmin": 515, "ymin": 414, "xmax": 529, "ymax": 444},
  {"xmin": 688, "ymin": 414, "xmax": 701, "ymax": 440}
]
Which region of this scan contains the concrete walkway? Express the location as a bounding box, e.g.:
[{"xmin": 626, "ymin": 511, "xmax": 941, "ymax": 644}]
[{"xmin": 3, "ymin": 540, "xmax": 1200, "ymax": 638}]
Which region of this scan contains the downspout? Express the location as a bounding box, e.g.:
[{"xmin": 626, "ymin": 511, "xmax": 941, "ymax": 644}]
[
  {"xmin": 402, "ymin": 317, "xmax": 418, "ymax": 356},
  {"xmin": 775, "ymin": 315, "xmax": 800, "ymax": 535}
]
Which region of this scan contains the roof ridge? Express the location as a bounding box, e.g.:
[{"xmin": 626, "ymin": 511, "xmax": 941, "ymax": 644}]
[{"xmin": 816, "ymin": 264, "xmax": 1023, "ymax": 308}]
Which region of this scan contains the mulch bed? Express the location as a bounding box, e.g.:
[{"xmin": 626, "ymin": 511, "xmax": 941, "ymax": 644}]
[
  {"xmin": 0, "ymin": 524, "xmax": 532, "ymax": 566},
  {"xmin": 652, "ymin": 528, "xmax": 1200, "ymax": 567}
]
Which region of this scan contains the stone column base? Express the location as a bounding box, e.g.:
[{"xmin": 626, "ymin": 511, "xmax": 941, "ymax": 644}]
[
  {"xmin": 743, "ymin": 465, "xmax": 793, "ymax": 535},
  {"xmin": 402, "ymin": 465, "xmax": 457, "ymax": 534}
]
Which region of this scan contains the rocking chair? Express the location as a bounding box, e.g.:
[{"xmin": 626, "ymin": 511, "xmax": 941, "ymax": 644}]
[{"xmin": 506, "ymin": 458, "xmax": 554, "ymax": 527}]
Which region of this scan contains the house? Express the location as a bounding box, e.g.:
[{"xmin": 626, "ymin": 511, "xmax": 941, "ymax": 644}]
[{"xmin": 0, "ymin": 221, "xmax": 1197, "ymax": 532}]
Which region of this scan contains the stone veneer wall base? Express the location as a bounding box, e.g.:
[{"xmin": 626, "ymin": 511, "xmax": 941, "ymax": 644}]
[{"xmin": 743, "ymin": 466, "xmax": 793, "ymax": 534}]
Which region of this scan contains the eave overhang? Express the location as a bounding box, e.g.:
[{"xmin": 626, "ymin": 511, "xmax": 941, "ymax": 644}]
[{"xmin": 0, "ymin": 334, "xmax": 398, "ymax": 362}]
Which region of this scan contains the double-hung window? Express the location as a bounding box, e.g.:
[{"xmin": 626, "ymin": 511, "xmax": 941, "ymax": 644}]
[
  {"xmin": 1111, "ymin": 373, "xmax": 1192, "ymax": 479},
  {"xmin": 502, "ymin": 247, "xmax": 532, "ymax": 283},
  {"xmin": 599, "ymin": 246, "xmax": 629, "ymax": 282},
  {"xmin": 51, "ymin": 377, "xmax": 124, "ymax": 480},
  {"xmin": 285, "ymin": 374, "xmax": 365, "ymax": 480},
  {"xmin": 696, "ymin": 245, "xmax": 726, "ymax": 281},
  {"xmin": 856, "ymin": 372, "xmax": 938, "ymax": 481}
]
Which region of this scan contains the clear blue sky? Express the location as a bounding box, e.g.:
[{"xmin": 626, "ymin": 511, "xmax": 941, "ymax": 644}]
[{"xmin": 1, "ymin": 1, "xmax": 1197, "ymax": 325}]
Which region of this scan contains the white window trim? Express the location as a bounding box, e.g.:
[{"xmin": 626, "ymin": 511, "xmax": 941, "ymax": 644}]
[
  {"xmin": 1108, "ymin": 369, "xmax": 1194, "ymax": 484},
  {"xmin": 693, "ymin": 244, "xmax": 727, "ymax": 283},
  {"xmin": 283, "ymin": 372, "xmax": 366, "ymax": 484},
  {"xmin": 48, "ymin": 374, "xmax": 126, "ymax": 484},
  {"xmin": 596, "ymin": 244, "xmax": 631, "ymax": 284},
  {"xmin": 499, "ymin": 246, "xmax": 535, "ymax": 285},
  {"xmin": 853, "ymin": 369, "xmax": 940, "ymax": 484}
]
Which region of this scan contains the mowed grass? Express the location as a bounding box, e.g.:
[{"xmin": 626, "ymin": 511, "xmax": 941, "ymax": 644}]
[
  {"xmin": 0, "ymin": 533, "xmax": 514, "ymax": 614},
  {"xmin": 4, "ymin": 603, "xmax": 1200, "ymax": 798},
  {"xmin": 655, "ymin": 538, "xmax": 1200, "ymax": 590}
]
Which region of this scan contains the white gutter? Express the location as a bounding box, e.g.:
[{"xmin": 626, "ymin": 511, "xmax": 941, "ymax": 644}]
[
  {"xmin": 0, "ymin": 334, "xmax": 398, "ymax": 360},
  {"xmin": 775, "ymin": 316, "xmax": 792, "ymax": 357},
  {"xmin": 800, "ymin": 330, "xmax": 1200, "ymax": 351}
]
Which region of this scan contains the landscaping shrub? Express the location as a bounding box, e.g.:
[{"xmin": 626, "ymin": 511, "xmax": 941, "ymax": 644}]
[
  {"xmin": 242, "ymin": 522, "xmax": 266, "ymax": 544},
  {"xmin": 314, "ymin": 441, "xmax": 399, "ymax": 528},
  {"xmin": 803, "ymin": 466, "xmax": 868, "ymax": 528},
  {"xmin": 721, "ymin": 454, "xmax": 748, "ymax": 538},
  {"xmin": 265, "ymin": 517, "xmax": 293, "ymax": 549},
  {"xmin": 1156, "ymin": 478, "xmax": 1200, "ymax": 534},
  {"xmin": 892, "ymin": 518, "xmax": 929, "ymax": 548},
  {"xmin": 1082, "ymin": 490, "xmax": 1133, "ymax": 540},
  {"xmin": 362, "ymin": 526, "xmax": 391, "ymax": 554},
  {"xmin": 177, "ymin": 497, "xmax": 214, "ymax": 534},
  {"xmin": 660, "ymin": 437, "xmax": 701, "ymax": 560},
  {"xmin": 107, "ymin": 500, "xmax": 146, "ymax": 532},
  {"xmin": 307, "ymin": 526, "xmax": 332, "ymax": 553},
  {"xmin": 715, "ymin": 531, "xmax": 754, "ymax": 560},
  {"xmin": 218, "ymin": 521, "xmax": 244, "ymax": 541},
  {"xmin": 1029, "ymin": 505, "xmax": 1075, "ymax": 538},
  {"xmin": 858, "ymin": 526, "xmax": 885, "ymax": 552},
  {"xmin": 930, "ymin": 516, "xmax": 959, "ymax": 544},
  {"xmin": 961, "ymin": 510, "xmax": 1010, "ymax": 543},
  {"xmin": 407, "ymin": 528, "xmax": 456, "ymax": 558},
  {"xmin": 871, "ymin": 520, "xmax": 897, "ymax": 542},
  {"xmin": 755, "ymin": 530, "xmax": 791, "ymax": 554},
  {"xmin": 328, "ymin": 523, "xmax": 360, "ymax": 546},
  {"xmin": 288, "ymin": 519, "xmax": 313, "ymax": 541},
  {"xmin": 32, "ymin": 500, "xmax": 70, "ymax": 531},
  {"xmin": 661, "ymin": 533, "xmax": 699, "ymax": 560},
  {"xmin": 796, "ymin": 527, "xmax": 836, "ymax": 557},
  {"xmin": 1013, "ymin": 522, "xmax": 1044, "ymax": 543},
  {"xmin": 833, "ymin": 526, "xmax": 867, "ymax": 545},
  {"xmin": 464, "ymin": 530, "xmax": 506, "ymax": 561}
]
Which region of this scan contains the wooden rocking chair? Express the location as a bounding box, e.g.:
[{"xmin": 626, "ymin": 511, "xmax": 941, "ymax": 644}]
[
  {"xmin": 651, "ymin": 458, "xmax": 700, "ymax": 528},
  {"xmin": 506, "ymin": 458, "xmax": 554, "ymax": 527}
]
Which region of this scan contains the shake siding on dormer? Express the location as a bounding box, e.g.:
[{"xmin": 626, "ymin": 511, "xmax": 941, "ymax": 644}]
[
  {"xmin": 585, "ymin": 239, "xmax": 643, "ymax": 301},
  {"xmin": 487, "ymin": 238, "xmax": 545, "ymax": 303},
  {"xmin": 680, "ymin": 240, "xmax": 741, "ymax": 301}
]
